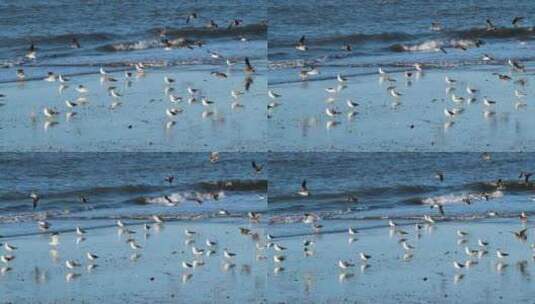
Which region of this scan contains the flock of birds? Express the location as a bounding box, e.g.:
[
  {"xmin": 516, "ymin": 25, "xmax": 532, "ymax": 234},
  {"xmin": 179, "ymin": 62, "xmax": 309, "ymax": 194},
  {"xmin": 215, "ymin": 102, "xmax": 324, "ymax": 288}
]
[
  {"xmin": 267, "ymin": 17, "xmax": 532, "ymax": 131},
  {"xmin": 0, "ymin": 153, "xmax": 266, "ymax": 282},
  {"xmin": 1, "ymin": 13, "xmax": 259, "ymax": 131}
]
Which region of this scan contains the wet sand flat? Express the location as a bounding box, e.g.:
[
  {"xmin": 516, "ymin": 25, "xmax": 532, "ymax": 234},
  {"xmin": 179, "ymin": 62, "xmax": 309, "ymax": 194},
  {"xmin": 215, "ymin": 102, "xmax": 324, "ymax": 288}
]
[
  {"xmin": 266, "ymin": 218, "xmax": 535, "ymax": 303},
  {"xmin": 0, "ymin": 220, "xmax": 269, "ymax": 303},
  {"xmin": 0, "ymin": 65, "xmax": 266, "ymax": 152}
]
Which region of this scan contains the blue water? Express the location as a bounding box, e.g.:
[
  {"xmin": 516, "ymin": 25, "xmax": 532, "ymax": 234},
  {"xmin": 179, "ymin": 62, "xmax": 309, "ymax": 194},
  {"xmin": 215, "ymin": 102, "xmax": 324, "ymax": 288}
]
[
  {"xmin": 0, "ymin": 153, "xmax": 267, "ymax": 232},
  {"xmin": 268, "ymin": 152, "xmax": 535, "ymax": 221},
  {"xmin": 268, "ymin": 0, "xmax": 535, "ymax": 84},
  {"xmin": 0, "ymin": 0, "xmax": 267, "ymax": 82}
]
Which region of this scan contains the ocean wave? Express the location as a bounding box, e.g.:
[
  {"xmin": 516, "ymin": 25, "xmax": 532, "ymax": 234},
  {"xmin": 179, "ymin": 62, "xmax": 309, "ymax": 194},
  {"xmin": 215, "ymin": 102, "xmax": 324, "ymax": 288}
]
[
  {"xmin": 0, "ymin": 179, "xmax": 265, "ymax": 204},
  {"xmin": 142, "ymin": 191, "xmax": 225, "ymax": 205},
  {"xmin": 269, "ymin": 32, "xmax": 415, "ymax": 48},
  {"xmin": 0, "ymin": 32, "xmax": 116, "ymax": 49},
  {"xmin": 161, "ymin": 22, "xmax": 267, "ymax": 39},
  {"xmin": 389, "ymin": 38, "xmax": 483, "ymax": 52}
]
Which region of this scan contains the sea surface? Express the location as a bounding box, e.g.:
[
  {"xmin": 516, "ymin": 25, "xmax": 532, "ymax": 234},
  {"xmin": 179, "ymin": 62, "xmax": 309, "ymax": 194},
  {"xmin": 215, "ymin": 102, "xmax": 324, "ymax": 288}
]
[
  {"xmin": 0, "ymin": 0, "xmax": 267, "ymax": 83},
  {"xmin": 268, "ymin": 153, "xmax": 535, "ymax": 227},
  {"xmin": 0, "ymin": 153, "xmax": 267, "ymax": 236},
  {"xmin": 269, "ymin": 0, "xmax": 535, "ymax": 84}
]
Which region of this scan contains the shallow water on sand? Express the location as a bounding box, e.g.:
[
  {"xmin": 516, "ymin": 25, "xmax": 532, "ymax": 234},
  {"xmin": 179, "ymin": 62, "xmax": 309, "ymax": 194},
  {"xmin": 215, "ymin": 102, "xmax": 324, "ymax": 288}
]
[{"xmin": 0, "ymin": 64, "xmax": 267, "ymax": 152}]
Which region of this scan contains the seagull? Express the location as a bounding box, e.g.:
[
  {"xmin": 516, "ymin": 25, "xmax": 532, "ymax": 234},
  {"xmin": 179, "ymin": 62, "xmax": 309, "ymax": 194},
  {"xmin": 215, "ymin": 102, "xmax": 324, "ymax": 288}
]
[
  {"xmin": 453, "ymin": 261, "xmax": 465, "ymax": 269},
  {"xmin": 164, "ymin": 76, "xmax": 175, "ymax": 85},
  {"xmin": 76, "ymin": 85, "xmax": 88, "ymax": 94},
  {"xmin": 515, "ymin": 89, "xmax": 527, "ymax": 98},
  {"xmin": 478, "ymin": 239, "xmax": 489, "ymax": 247},
  {"xmin": 457, "ymin": 230, "xmax": 469, "ymax": 238},
  {"xmin": 296, "ymin": 36, "xmax": 308, "ymax": 51},
  {"xmin": 65, "ymin": 100, "xmax": 78, "ymax": 108},
  {"xmin": 465, "ymin": 246, "xmax": 478, "ymax": 257},
  {"xmin": 444, "ymin": 108, "xmax": 456, "ymax": 118},
  {"xmin": 201, "ymin": 98, "xmax": 215, "ymax": 107},
  {"xmin": 26, "ymin": 43, "xmax": 36, "ymax": 60},
  {"xmin": 86, "ymin": 252, "xmax": 99, "ymax": 261},
  {"xmin": 223, "ymin": 249, "xmax": 236, "ymax": 259},
  {"xmin": 99, "ymin": 67, "xmax": 108, "ymax": 75},
  {"xmin": 0, "ymin": 255, "xmax": 15, "ymax": 264},
  {"xmin": 206, "ymin": 240, "xmax": 217, "ymax": 247},
  {"xmin": 252, "ymin": 161, "xmax": 263, "ymax": 173},
  {"xmin": 485, "ymin": 19, "xmax": 497, "ymax": 31},
  {"xmin": 519, "ymin": 172, "xmax": 533, "ymax": 184},
  {"xmin": 508, "ymin": 59, "xmax": 525, "ymax": 72},
  {"xmin": 65, "ymin": 260, "xmax": 81, "ymax": 269},
  {"xmin": 3, "ymin": 243, "xmax": 17, "ymax": 252},
  {"xmin": 16, "ymin": 69, "xmax": 25, "ymax": 80},
  {"xmin": 466, "ymin": 86, "xmax": 478, "ymax": 95},
  {"xmin": 388, "ymin": 220, "xmax": 397, "ymax": 228},
  {"xmin": 71, "ymin": 37, "xmax": 81, "ymax": 48},
  {"xmin": 359, "ymin": 252, "xmax": 371, "ymax": 262},
  {"xmin": 169, "ymin": 95, "xmax": 182, "ymax": 103},
  {"xmin": 38, "ymin": 220, "xmax": 50, "ymax": 230},
  {"xmin": 152, "ymin": 215, "xmax": 164, "ymax": 223},
  {"xmin": 184, "ymin": 229, "xmax": 196, "ymax": 237},
  {"xmin": 346, "ymin": 100, "xmax": 359, "ymax": 108},
  {"xmin": 483, "ymin": 97, "xmax": 496, "ymax": 107},
  {"xmin": 402, "ymin": 241, "xmax": 414, "ymax": 251},
  {"xmin": 496, "ymin": 249, "xmax": 509, "ymax": 258},
  {"xmin": 274, "ymin": 244, "xmax": 287, "ymax": 252},
  {"xmin": 337, "ymin": 74, "xmax": 347, "ymax": 83},
  {"xmin": 43, "ymin": 107, "xmax": 60, "ymax": 119},
  {"xmin": 182, "ymin": 261, "xmax": 193, "ymax": 269},
  {"xmin": 76, "ymin": 226, "xmax": 86, "ymax": 236},
  {"xmin": 268, "ymin": 90, "xmax": 281, "ymax": 99},
  {"xmin": 187, "ymin": 87, "xmax": 199, "ymax": 95},
  {"xmin": 389, "ymin": 88, "xmax": 402, "ymax": 98},
  {"xmin": 44, "ymin": 72, "xmax": 56, "ymax": 82},
  {"xmin": 58, "ymin": 75, "xmax": 69, "ymax": 83},
  {"xmin": 338, "ymin": 260, "xmax": 355, "ymax": 270},
  {"xmin": 513, "ymin": 228, "xmax": 528, "ymax": 240},
  {"xmin": 451, "ymin": 94, "xmax": 464, "ymax": 103},
  {"xmin": 209, "ymin": 152, "xmax": 219, "ymax": 163},
  {"xmin": 512, "ymin": 16, "xmax": 525, "ymax": 26},
  {"xmin": 297, "ymin": 180, "xmax": 310, "ymax": 197},
  {"xmin": 273, "ymin": 255, "xmax": 286, "ymax": 263},
  {"xmin": 166, "ymin": 108, "xmax": 183, "ymax": 117},
  {"xmin": 445, "ymin": 76, "xmax": 456, "ymax": 85},
  {"xmin": 30, "ymin": 192, "xmax": 40, "ymax": 208},
  {"xmin": 482, "ymin": 54, "xmax": 494, "ymax": 61},
  {"xmin": 185, "ymin": 12, "xmax": 198, "ymax": 24},
  {"xmin": 244, "ymin": 57, "xmax": 255, "ymax": 73},
  {"xmin": 348, "ymin": 227, "xmax": 359, "ymax": 236},
  {"xmin": 192, "ymin": 247, "xmax": 205, "ymax": 255},
  {"xmin": 325, "ymin": 108, "xmax": 341, "ymax": 117},
  {"xmin": 128, "ymin": 240, "xmax": 142, "ymax": 250},
  {"xmin": 231, "ymin": 90, "xmax": 244, "ymax": 99}
]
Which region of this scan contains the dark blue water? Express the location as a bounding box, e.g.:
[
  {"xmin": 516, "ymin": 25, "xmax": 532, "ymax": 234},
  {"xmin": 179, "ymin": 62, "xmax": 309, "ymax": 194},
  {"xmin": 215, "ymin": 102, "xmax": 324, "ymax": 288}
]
[
  {"xmin": 0, "ymin": 153, "xmax": 267, "ymax": 228},
  {"xmin": 269, "ymin": 0, "xmax": 535, "ymax": 84},
  {"xmin": 268, "ymin": 152, "xmax": 535, "ymax": 221},
  {"xmin": 0, "ymin": 0, "xmax": 267, "ymax": 82}
]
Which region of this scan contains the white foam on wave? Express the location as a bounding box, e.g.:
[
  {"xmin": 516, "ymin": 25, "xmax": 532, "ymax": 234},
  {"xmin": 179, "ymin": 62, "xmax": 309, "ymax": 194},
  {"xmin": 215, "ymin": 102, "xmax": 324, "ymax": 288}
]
[
  {"xmin": 145, "ymin": 191, "xmax": 225, "ymax": 205},
  {"xmin": 422, "ymin": 191, "xmax": 503, "ymax": 205}
]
